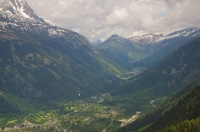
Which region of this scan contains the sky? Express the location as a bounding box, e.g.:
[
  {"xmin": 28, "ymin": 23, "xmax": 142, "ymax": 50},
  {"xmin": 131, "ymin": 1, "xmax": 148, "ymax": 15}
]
[{"xmin": 26, "ymin": 0, "xmax": 200, "ymax": 43}]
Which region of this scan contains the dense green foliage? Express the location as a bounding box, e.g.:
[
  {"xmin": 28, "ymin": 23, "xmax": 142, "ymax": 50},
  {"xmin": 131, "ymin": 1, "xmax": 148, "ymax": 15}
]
[
  {"xmin": 116, "ymin": 78, "xmax": 200, "ymax": 132},
  {"xmin": 0, "ymin": 94, "xmax": 127, "ymax": 132},
  {"xmin": 158, "ymin": 118, "xmax": 200, "ymax": 132}
]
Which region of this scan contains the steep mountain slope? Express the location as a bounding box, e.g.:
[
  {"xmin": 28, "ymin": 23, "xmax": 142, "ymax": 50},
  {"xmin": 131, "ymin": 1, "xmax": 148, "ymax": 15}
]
[
  {"xmin": 134, "ymin": 27, "xmax": 200, "ymax": 67},
  {"xmin": 116, "ymin": 78, "xmax": 200, "ymax": 132},
  {"xmin": 97, "ymin": 35, "xmax": 147, "ymax": 62},
  {"xmin": 0, "ymin": 0, "xmax": 128, "ymax": 112},
  {"xmin": 106, "ymin": 36, "xmax": 200, "ymax": 115}
]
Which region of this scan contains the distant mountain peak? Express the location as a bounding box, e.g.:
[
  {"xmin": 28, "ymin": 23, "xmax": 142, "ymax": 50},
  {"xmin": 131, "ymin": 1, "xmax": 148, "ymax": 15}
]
[
  {"xmin": 155, "ymin": 27, "xmax": 200, "ymax": 42},
  {"xmin": 110, "ymin": 34, "xmax": 119, "ymax": 37},
  {"xmin": 106, "ymin": 34, "xmax": 131, "ymax": 44},
  {"xmin": 129, "ymin": 34, "xmax": 164, "ymax": 44},
  {"xmin": 108, "ymin": 34, "xmax": 120, "ymax": 40}
]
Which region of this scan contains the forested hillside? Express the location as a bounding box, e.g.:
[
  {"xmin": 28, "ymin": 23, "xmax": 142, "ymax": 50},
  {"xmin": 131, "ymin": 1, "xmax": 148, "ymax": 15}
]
[{"xmin": 116, "ymin": 78, "xmax": 200, "ymax": 132}]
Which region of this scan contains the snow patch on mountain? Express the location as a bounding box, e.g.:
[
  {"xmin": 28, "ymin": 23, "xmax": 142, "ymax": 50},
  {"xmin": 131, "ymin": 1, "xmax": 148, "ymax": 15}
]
[
  {"xmin": 0, "ymin": 0, "xmax": 42, "ymax": 23},
  {"xmin": 155, "ymin": 28, "xmax": 200, "ymax": 42},
  {"xmin": 48, "ymin": 28, "xmax": 66, "ymax": 37},
  {"xmin": 18, "ymin": 4, "xmax": 31, "ymax": 19},
  {"xmin": 8, "ymin": 0, "xmax": 29, "ymax": 18},
  {"xmin": 0, "ymin": 0, "xmax": 84, "ymax": 41},
  {"xmin": 129, "ymin": 34, "xmax": 163, "ymax": 44},
  {"xmin": 48, "ymin": 28, "xmax": 58, "ymax": 36}
]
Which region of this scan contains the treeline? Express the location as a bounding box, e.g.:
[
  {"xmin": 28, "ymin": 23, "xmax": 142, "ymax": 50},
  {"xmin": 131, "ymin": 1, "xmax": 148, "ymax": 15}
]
[
  {"xmin": 158, "ymin": 117, "xmax": 200, "ymax": 132},
  {"xmin": 115, "ymin": 78, "xmax": 200, "ymax": 132},
  {"xmin": 144, "ymin": 79, "xmax": 200, "ymax": 132}
]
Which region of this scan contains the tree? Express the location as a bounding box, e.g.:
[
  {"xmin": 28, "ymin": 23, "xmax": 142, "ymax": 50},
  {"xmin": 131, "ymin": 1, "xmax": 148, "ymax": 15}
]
[{"xmin": 184, "ymin": 128, "xmax": 187, "ymax": 132}]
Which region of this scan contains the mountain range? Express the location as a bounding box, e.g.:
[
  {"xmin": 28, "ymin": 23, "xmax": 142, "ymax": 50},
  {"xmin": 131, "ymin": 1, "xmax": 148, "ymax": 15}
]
[
  {"xmin": 129, "ymin": 34, "xmax": 164, "ymax": 44},
  {"xmin": 97, "ymin": 28, "xmax": 200, "ymax": 67},
  {"xmin": 136, "ymin": 27, "xmax": 200, "ymax": 67},
  {"xmin": 0, "ymin": 0, "xmax": 200, "ymax": 131}
]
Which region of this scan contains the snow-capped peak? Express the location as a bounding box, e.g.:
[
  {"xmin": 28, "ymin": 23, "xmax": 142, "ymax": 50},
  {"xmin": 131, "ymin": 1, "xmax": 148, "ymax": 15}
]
[
  {"xmin": 0, "ymin": 0, "xmax": 89, "ymax": 46},
  {"xmin": 9, "ymin": 0, "xmax": 31, "ymax": 19},
  {"xmin": 0, "ymin": 0, "xmax": 43, "ymax": 22},
  {"xmin": 155, "ymin": 27, "xmax": 200, "ymax": 42},
  {"xmin": 129, "ymin": 34, "xmax": 164, "ymax": 44}
]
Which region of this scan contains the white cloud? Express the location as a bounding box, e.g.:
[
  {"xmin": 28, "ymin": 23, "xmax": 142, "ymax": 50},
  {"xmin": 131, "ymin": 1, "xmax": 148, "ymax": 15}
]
[{"xmin": 26, "ymin": 0, "xmax": 200, "ymax": 42}]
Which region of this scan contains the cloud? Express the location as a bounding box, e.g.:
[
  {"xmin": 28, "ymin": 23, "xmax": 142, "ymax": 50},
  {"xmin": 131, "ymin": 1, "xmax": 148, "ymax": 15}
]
[{"xmin": 26, "ymin": 0, "xmax": 200, "ymax": 42}]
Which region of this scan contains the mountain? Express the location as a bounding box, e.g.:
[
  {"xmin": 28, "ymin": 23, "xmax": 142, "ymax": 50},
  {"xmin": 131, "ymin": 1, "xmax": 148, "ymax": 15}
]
[
  {"xmin": 92, "ymin": 40, "xmax": 102, "ymax": 47},
  {"xmin": 97, "ymin": 34, "xmax": 148, "ymax": 63},
  {"xmin": 129, "ymin": 34, "xmax": 163, "ymax": 45},
  {"xmin": 0, "ymin": 0, "xmax": 128, "ymax": 112},
  {"xmin": 0, "ymin": 0, "xmax": 91, "ymax": 46},
  {"xmin": 106, "ymin": 35, "xmax": 200, "ymax": 115},
  {"xmin": 116, "ymin": 78, "xmax": 200, "ymax": 132},
  {"xmin": 134, "ymin": 27, "xmax": 200, "ymax": 68},
  {"xmin": 97, "ymin": 28, "xmax": 200, "ymax": 67},
  {"xmin": 128, "ymin": 33, "xmax": 164, "ymax": 55}
]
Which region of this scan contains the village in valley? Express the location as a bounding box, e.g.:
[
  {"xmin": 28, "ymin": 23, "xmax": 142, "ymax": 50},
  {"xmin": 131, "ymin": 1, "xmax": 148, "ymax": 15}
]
[{"xmin": 0, "ymin": 93, "xmax": 141, "ymax": 132}]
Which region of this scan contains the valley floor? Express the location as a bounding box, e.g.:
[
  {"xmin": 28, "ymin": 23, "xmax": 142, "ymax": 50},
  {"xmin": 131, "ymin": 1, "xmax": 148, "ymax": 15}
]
[{"xmin": 0, "ymin": 93, "xmax": 144, "ymax": 132}]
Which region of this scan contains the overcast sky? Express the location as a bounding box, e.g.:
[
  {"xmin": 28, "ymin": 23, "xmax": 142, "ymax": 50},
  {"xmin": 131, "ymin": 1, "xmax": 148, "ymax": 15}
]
[{"xmin": 26, "ymin": 0, "xmax": 200, "ymax": 42}]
